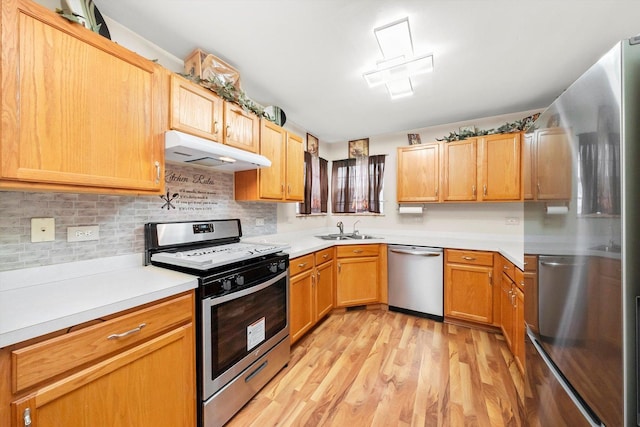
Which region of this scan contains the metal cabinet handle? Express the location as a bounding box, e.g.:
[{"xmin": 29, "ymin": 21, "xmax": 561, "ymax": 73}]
[
  {"xmin": 281, "ymin": 184, "xmax": 285, "ymax": 194},
  {"xmin": 353, "ymin": 250, "xmax": 363, "ymax": 254},
  {"xmin": 462, "ymin": 256, "xmax": 476, "ymax": 261},
  {"xmin": 503, "ymin": 265, "xmax": 510, "ymax": 270},
  {"xmin": 520, "ymin": 281, "xmax": 525, "ymax": 287},
  {"xmin": 537, "ymin": 182, "xmax": 541, "ymax": 193},
  {"xmin": 23, "ymin": 408, "xmax": 32, "ymax": 426},
  {"xmin": 213, "ymin": 120, "xmax": 219, "ymax": 134},
  {"xmin": 298, "ymin": 262, "xmax": 307, "ymax": 268},
  {"xmin": 287, "ymin": 184, "xmax": 291, "ymax": 194},
  {"xmin": 483, "ymin": 184, "xmax": 487, "ymax": 196},
  {"xmin": 226, "ymin": 124, "xmax": 231, "ymax": 138},
  {"xmin": 489, "ymin": 272, "xmax": 493, "ymax": 286},
  {"xmin": 154, "ymin": 161, "xmax": 161, "ymax": 184},
  {"xmin": 107, "ymin": 323, "xmax": 146, "ymax": 340},
  {"xmin": 435, "ymin": 187, "xmax": 438, "ymax": 197},
  {"xmin": 317, "ymin": 271, "xmax": 321, "ymax": 278},
  {"xmin": 472, "ymin": 185, "xmax": 476, "ymax": 196},
  {"xmin": 338, "ymin": 263, "xmax": 341, "ymax": 273},
  {"xmin": 322, "ymin": 254, "xmax": 328, "ymax": 259}
]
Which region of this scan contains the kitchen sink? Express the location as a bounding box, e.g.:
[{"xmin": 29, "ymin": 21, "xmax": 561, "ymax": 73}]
[{"xmin": 315, "ymin": 233, "xmax": 381, "ymax": 241}]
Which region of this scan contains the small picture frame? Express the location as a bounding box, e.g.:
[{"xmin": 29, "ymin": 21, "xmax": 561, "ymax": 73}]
[
  {"xmin": 306, "ymin": 133, "xmax": 319, "ymax": 156},
  {"xmin": 407, "ymin": 134, "xmax": 422, "ymax": 145},
  {"xmin": 348, "ymin": 138, "xmax": 369, "ymax": 158}
]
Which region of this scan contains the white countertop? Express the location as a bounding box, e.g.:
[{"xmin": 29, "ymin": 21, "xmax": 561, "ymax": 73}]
[
  {"xmin": 244, "ymin": 228, "xmax": 524, "ymax": 269},
  {"xmin": 0, "ymin": 254, "xmax": 197, "ymax": 348}
]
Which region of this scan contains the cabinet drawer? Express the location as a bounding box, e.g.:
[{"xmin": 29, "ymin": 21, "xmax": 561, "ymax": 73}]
[
  {"xmin": 11, "ymin": 293, "xmax": 193, "ymax": 393},
  {"xmin": 446, "ymin": 249, "xmax": 493, "ymax": 266},
  {"xmin": 336, "ymin": 244, "xmax": 379, "ymax": 258},
  {"xmin": 524, "ymin": 255, "xmax": 537, "ymax": 272},
  {"xmin": 500, "ymin": 256, "xmax": 515, "ymax": 281},
  {"xmin": 515, "ymin": 267, "xmax": 525, "ymax": 292},
  {"xmin": 290, "ymin": 254, "xmax": 314, "ymax": 276},
  {"xmin": 315, "ymin": 247, "xmax": 334, "ymax": 265}
]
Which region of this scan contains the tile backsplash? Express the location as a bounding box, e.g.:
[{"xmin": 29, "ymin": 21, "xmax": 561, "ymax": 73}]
[{"xmin": 0, "ymin": 164, "xmax": 276, "ymax": 272}]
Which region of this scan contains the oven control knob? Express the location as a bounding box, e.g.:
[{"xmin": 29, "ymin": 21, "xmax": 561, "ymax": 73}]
[
  {"xmin": 235, "ymin": 275, "xmax": 245, "ymax": 286},
  {"xmin": 268, "ymin": 263, "xmax": 278, "ymax": 273},
  {"xmin": 222, "ymin": 279, "xmax": 232, "ymax": 291},
  {"xmin": 278, "ymin": 261, "xmax": 286, "ymax": 271}
]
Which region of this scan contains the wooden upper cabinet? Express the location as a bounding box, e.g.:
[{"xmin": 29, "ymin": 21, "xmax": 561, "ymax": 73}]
[
  {"xmin": 397, "ymin": 143, "xmax": 440, "ymax": 202},
  {"xmin": 170, "ymin": 74, "xmax": 223, "ymax": 142},
  {"xmin": 479, "ymin": 133, "xmax": 521, "ymax": 201},
  {"xmin": 224, "ymin": 102, "xmax": 259, "ymax": 153},
  {"xmin": 285, "ymin": 132, "xmax": 304, "ymax": 201},
  {"xmin": 234, "ymin": 120, "xmax": 303, "ymax": 202},
  {"xmin": 442, "ymin": 138, "xmax": 477, "ymax": 201},
  {"xmin": 534, "ymin": 128, "xmax": 572, "ymax": 200},
  {"xmin": 258, "ymin": 120, "xmax": 286, "ymax": 200},
  {"xmin": 522, "ymin": 133, "xmax": 535, "ymax": 200},
  {"xmin": 0, "ymin": 0, "xmax": 166, "ymax": 194}
]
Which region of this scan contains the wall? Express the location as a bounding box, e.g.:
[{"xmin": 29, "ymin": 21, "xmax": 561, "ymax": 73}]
[
  {"xmin": 0, "ymin": 164, "xmax": 276, "ymax": 272},
  {"xmin": 277, "ymin": 109, "xmax": 542, "ymax": 237}
]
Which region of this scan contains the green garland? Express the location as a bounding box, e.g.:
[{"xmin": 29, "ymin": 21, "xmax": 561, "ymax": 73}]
[
  {"xmin": 181, "ymin": 74, "xmax": 267, "ymax": 120},
  {"xmin": 436, "ymin": 113, "xmax": 540, "ymax": 142}
]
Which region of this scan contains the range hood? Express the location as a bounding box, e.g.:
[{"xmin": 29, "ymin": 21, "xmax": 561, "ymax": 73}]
[{"xmin": 164, "ymin": 130, "xmax": 271, "ymax": 172}]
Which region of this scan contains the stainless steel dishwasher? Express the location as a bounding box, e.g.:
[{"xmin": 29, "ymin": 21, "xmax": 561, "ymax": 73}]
[{"xmin": 387, "ymin": 245, "xmax": 443, "ymax": 321}]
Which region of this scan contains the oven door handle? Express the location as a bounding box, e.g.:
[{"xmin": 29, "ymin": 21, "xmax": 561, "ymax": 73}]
[{"xmin": 206, "ymin": 270, "xmax": 288, "ymax": 306}]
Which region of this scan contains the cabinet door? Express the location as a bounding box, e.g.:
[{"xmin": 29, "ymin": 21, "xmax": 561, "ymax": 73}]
[
  {"xmin": 224, "ymin": 102, "xmax": 259, "ymax": 153},
  {"xmin": 480, "ymin": 133, "xmax": 521, "ymax": 200},
  {"xmin": 397, "ymin": 143, "xmax": 440, "ymax": 202},
  {"xmin": 442, "ymin": 139, "xmax": 477, "ymax": 201},
  {"xmin": 514, "ymin": 285, "xmax": 525, "ymax": 374},
  {"xmin": 336, "ymin": 257, "xmax": 379, "ymax": 306},
  {"xmin": 11, "ymin": 324, "xmax": 195, "ymax": 427},
  {"xmin": 170, "ymin": 74, "xmax": 223, "ymax": 142},
  {"xmin": 285, "ymin": 132, "xmax": 304, "ymax": 201},
  {"xmin": 522, "ymin": 133, "xmax": 535, "ymax": 200},
  {"xmin": 259, "ymin": 120, "xmax": 285, "ymax": 200},
  {"xmin": 444, "ymin": 263, "xmax": 493, "ymax": 323},
  {"xmin": 535, "ymin": 128, "xmax": 572, "ymax": 200},
  {"xmin": 315, "ymin": 260, "xmax": 334, "ymax": 320},
  {"xmin": 500, "ymin": 274, "xmax": 514, "ymax": 350},
  {"xmin": 290, "ymin": 270, "xmax": 314, "ymax": 344},
  {"xmin": 1, "ymin": 1, "xmax": 165, "ymax": 194}
]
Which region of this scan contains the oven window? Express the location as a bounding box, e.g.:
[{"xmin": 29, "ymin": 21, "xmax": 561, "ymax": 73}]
[{"xmin": 209, "ymin": 276, "xmax": 287, "ymax": 378}]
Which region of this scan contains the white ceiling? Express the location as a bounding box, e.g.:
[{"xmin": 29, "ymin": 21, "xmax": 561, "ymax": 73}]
[{"xmin": 97, "ymin": 1, "xmax": 640, "ymax": 142}]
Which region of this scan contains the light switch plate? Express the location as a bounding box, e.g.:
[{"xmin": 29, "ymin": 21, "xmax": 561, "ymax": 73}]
[
  {"xmin": 67, "ymin": 225, "xmax": 100, "ymax": 242},
  {"xmin": 31, "ymin": 218, "xmax": 55, "ymax": 242}
]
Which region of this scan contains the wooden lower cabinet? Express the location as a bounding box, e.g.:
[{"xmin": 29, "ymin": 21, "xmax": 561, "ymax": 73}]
[
  {"xmin": 1, "ymin": 292, "xmax": 196, "ymax": 427},
  {"xmin": 444, "ymin": 249, "xmax": 494, "ymax": 324},
  {"xmin": 289, "ymin": 248, "xmax": 334, "ymax": 344},
  {"xmin": 335, "ymin": 244, "xmax": 387, "ymax": 308},
  {"xmin": 497, "ymin": 254, "xmax": 525, "ymax": 374},
  {"xmin": 500, "ymin": 272, "xmax": 515, "ymax": 349}
]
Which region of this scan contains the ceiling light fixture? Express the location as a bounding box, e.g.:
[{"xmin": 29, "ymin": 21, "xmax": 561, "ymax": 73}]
[{"xmin": 363, "ymin": 17, "xmax": 433, "ymax": 99}]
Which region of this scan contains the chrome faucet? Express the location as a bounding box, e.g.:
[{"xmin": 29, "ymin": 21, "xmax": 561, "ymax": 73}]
[
  {"xmin": 336, "ymin": 221, "xmax": 344, "ymax": 235},
  {"xmin": 353, "ymin": 220, "xmax": 361, "ymax": 235}
]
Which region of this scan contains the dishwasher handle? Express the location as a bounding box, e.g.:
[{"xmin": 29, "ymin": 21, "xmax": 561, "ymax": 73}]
[{"xmin": 389, "ymin": 248, "xmax": 442, "ymax": 257}]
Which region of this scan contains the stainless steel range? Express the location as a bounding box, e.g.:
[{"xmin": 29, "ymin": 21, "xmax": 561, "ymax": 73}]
[{"xmin": 145, "ymin": 219, "xmax": 290, "ymax": 427}]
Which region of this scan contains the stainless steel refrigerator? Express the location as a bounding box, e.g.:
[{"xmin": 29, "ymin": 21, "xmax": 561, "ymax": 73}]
[{"xmin": 524, "ymin": 38, "xmax": 640, "ymax": 426}]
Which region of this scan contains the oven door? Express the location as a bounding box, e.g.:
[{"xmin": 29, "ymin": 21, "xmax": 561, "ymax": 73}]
[{"xmin": 202, "ymin": 269, "xmax": 289, "ymax": 399}]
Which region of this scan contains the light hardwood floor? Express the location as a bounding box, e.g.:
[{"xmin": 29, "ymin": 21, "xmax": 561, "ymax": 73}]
[{"xmin": 227, "ymin": 309, "xmax": 524, "ymax": 427}]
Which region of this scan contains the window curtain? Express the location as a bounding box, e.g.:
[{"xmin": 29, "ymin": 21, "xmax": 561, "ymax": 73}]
[
  {"xmin": 319, "ymin": 158, "xmax": 328, "ymax": 212},
  {"xmin": 299, "ymin": 153, "xmax": 328, "ymax": 214},
  {"xmin": 368, "ymin": 155, "xmax": 386, "ymax": 213},
  {"xmin": 331, "ymin": 159, "xmax": 356, "ymax": 213},
  {"xmin": 299, "ymin": 151, "xmax": 313, "ymax": 214},
  {"xmin": 331, "ymin": 155, "xmax": 386, "ymax": 214}
]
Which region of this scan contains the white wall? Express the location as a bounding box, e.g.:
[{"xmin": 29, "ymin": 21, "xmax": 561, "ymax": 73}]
[{"xmin": 277, "ymin": 109, "xmax": 542, "ymax": 237}]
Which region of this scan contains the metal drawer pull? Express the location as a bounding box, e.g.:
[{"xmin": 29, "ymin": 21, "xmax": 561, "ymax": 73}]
[
  {"xmin": 323, "ymin": 254, "xmax": 328, "ymax": 259},
  {"xmin": 462, "ymin": 256, "xmax": 476, "ymax": 261},
  {"xmin": 107, "ymin": 323, "xmax": 146, "ymax": 340},
  {"xmin": 245, "ymin": 361, "xmax": 268, "ymax": 383},
  {"xmin": 298, "ymin": 262, "xmax": 307, "ymax": 268},
  {"xmin": 520, "ymin": 281, "xmax": 525, "ymax": 287},
  {"xmin": 503, "ymin": 265, "xmax": 510, "ymax": 270},
  {"xmin": 353, "ymin": 250, "xmax": 363, "ymax": 253}
]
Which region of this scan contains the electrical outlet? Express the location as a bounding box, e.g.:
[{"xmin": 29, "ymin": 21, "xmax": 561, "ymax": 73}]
[
  {"xmin": 505, "ymin": 217, "xmax": 520, "ymax": 225},
  {"xmin": 67, "ymin": 225, "xmax": 100, "ymax": 242},
  {"xmin": 31, "ymin": 218, "xmax": 55, "ymax": 242},
  {"xmin": 255, "ymin": 218, "xmax": 265, "ymax": 226}
]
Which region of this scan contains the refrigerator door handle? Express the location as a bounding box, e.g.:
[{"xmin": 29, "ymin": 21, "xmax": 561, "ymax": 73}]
[{"xmin": 527, "ymin": 329, "xmax": 605, "ymax": 427}]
